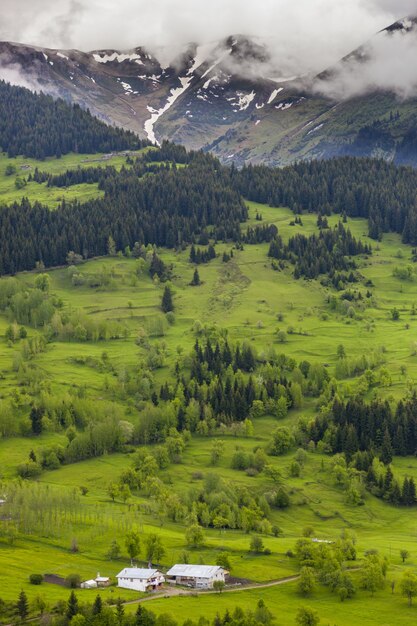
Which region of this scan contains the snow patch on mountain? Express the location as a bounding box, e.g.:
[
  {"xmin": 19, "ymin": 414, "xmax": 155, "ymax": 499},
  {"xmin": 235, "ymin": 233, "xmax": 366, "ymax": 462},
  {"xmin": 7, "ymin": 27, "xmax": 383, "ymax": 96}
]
[
  {"xmin": 231, "ymin": 91, "xmax": 255, "ymax": 112},
  {"xmin": 144, "ymin": 76, "xmax": 193, "ymax": 144},
  {"xmin": 121, "ymin": 81, "xmax": 132, "ymax": 93},
  {"xmin": 275, "ymin": 101, "xmax": 293, "ymax": 110},
  {"xmin": 307, "ymin": 123, "xmax": 324, "ymax": 135},
  {"xmin": 93, "ymin": 52, "xmax": 144, "ymax": 65},
  {"xmin": 267, "ymin": 87, "xmax": 283, "ymax": 104}
]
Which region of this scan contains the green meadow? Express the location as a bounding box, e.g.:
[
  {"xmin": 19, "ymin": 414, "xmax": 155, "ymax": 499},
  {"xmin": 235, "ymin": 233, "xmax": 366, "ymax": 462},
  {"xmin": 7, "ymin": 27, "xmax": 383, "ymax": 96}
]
[
  {"xmin": 0, "ymin": 150, "xmax": 147, "ymax": 208},
  {"xmin": 1, "ymin": 152, "xmax": 417, "ymax": 624}
]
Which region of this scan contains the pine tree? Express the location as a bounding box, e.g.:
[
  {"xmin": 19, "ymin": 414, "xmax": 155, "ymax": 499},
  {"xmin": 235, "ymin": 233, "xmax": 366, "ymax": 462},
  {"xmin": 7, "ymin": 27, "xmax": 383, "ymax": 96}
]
[
  {"xmin": 116, "ymin": 598, "xmax": 125, "ymax": 624},
  {"xmin": 380, "ymin": 427, "xmax": 393, "ymax": 465},
  {"xmin": 135, "ymin": 604, "xmax": 156, "ymax": 626},
  {"xmin": 190, "ymin": 268, "xmax": 201, "ymax": 286},
  {"xmin": 66, "ymin": 590, "xmax": 79, "ymax": 620},
  {"xmin": 161, "ymin": 286, "xmax": 174, "ymax": 313},
  {"xmin": 16, "ymin": 590, "xmax": 29, "ymax": 620},
  {"xmin": 92, "ymin": 594, "xmax": 102, "ymax": 615},
  {"xmin": 409, "ymin": 478, "xmax": 417, "ymax": 505},
  {"xmin": 29, "ymin": 406, "xmax": 43, "ymax": 435}
]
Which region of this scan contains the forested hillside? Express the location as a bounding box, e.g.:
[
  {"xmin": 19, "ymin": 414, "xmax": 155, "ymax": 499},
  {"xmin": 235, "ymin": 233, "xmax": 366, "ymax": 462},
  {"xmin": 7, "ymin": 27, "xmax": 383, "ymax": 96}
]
[
  {"xmin": 2, "ymin": 145, "xmax": 417, "ymax": 275},
  {"xmin": 234, "ymin": 158, "xmax": 417, "ymax": 242},
  {"xmin": 3, "ymin": 82, "xmax": 417, "ymax": 626},
  {"xmin": 0, "ymin": 81, "xmax": 146, "ymax": 159}
]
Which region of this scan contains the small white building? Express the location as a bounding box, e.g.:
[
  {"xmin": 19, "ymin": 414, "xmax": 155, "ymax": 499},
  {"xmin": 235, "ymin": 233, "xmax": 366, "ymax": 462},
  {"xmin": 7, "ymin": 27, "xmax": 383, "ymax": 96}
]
[
  {"xmin": 166, "ymin": 564, "xmax": 226, "ymax": 589},
  {"xmin": 96, "ymin": 573, "xmax": 111, "ymax": 587},
  {"xmin": 80, "ymin": 573, "xmax": 111, "ymax": 589},
  {"xmin": 116, "ymin": 568, "xmax": 165, "ymax": 592},
  {"xmin": 81, "ymin": 579, "xmax": 98, "ymax": 589}
]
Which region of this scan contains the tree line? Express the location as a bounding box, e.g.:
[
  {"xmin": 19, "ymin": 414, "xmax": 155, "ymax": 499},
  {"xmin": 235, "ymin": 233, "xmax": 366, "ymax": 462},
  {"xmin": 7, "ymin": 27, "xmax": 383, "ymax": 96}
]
[
  {"xmin": 268, "ymin": 222, "xmax": 371, "ymax": 279},
  {"xmin": 233, "ymin": 157, "xmax": 417, "ymax": 243},
  {"xmin": 0, "ymin": 80, "xmax": 146, "ymax": 159},
  {"xmin": 0, "ymin": 153, "xmax": 247, "ymax": 275}
]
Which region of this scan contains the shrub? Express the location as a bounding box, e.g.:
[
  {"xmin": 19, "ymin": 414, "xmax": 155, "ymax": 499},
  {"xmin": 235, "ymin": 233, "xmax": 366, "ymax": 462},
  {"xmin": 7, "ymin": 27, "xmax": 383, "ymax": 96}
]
[
  {"xmin": 66, "ymin": 573, "xmax": 81, "ymax": 588},
  {"xmin": 29, "ymin": 574, "xmax": 43, "ymax": 585},
  {"xmin": 250, "ymin": 536, "xmax": 264, "ymax": 553},
  {"xmin": 17, "ymin": 461, "xmax": 43, "ymax": 478}
]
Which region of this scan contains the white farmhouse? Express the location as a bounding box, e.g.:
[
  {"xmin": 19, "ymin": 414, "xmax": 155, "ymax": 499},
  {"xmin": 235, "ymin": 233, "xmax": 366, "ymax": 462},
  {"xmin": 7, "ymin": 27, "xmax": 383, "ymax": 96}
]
[
  {"xmin": 116, "ymin": 568, "xmax": 165, "ymax": 592},
  {"xmin": 166, "ymin": 564, "xmax": 226, "ymax": 589}
]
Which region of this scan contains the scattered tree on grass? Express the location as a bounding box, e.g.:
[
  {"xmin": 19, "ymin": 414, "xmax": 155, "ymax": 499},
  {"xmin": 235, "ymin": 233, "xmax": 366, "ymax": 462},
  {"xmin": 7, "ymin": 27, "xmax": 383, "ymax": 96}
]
[
  {"xmin": 297, "ymin": 567, "xmax": 316, "ymax": 596},
  {"xmin": 161, "ymin": 286, "xmax": 174, "ymax": 313},
  {"xmin": 190, "ymin": 268, "xmax": 201, "ymax": 286},
  {"xmin": 145, "ymin": 534, "xmax": 165, "ymax": 564},
  {"xmin": 107, "ymin": 540, "xmax": 122, "ymax": 560},
  {"xmin": 400, "ymin": 571, "xmax": 417, "ymax": 607},
  {"xmin": 400, "ymin": 549, "xmax": 410, "ymax": 563},
  {"xmin": 213, "ymin": 580, "xmax": 225, "ymax": 593},
  {"xmin": 185, "ymin": 524, "xmax": 205, "ymax": 548},
  {"xmin": 107, "ymin": 482, "xmax": 120, "ymax": 502},
  {"xmin": 250, "ymin": 536, "xmax": 264, "ymax": 553},
  {"xmin": 210, "ymin": 439, "xmax": 225, "ymax": 466},
  {"xmin": 125, "ymin": 531, "xmax": 141, "ymax": 562},
  {"xmin": 216, "ymin": 553, "xmax": 232, "ymax": 571},
  {"xmin": 360, "ymin": 554, "xmax": 386, "ymax": 596},
  {"xmin": 296, "ymin": 606, "xmax": 320, "ymax": 626}
]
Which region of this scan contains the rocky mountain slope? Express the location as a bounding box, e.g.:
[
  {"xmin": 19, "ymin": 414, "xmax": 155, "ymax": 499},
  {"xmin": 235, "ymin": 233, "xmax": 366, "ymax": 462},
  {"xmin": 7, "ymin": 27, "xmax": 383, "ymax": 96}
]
[{"xmin": 1, "ymin": 17, "xmax": 417, "ymax": 165}]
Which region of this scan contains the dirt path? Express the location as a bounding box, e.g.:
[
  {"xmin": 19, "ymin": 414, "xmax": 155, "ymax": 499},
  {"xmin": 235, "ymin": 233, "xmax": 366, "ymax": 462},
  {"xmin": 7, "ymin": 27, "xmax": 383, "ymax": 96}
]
[{"xmin": 123, "ymin": 574, "xmax": 300, "ymax": 606}]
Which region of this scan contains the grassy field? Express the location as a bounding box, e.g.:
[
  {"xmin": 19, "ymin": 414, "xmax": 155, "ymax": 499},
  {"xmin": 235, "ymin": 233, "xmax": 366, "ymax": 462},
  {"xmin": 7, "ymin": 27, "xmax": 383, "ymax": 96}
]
[
  {"xmin": 1, "ymin": 151, "xmax": 417, "ymax": 623},
  {"xmin": 0, "ymin": 150, "xmax": 148, "ymax": 208}
]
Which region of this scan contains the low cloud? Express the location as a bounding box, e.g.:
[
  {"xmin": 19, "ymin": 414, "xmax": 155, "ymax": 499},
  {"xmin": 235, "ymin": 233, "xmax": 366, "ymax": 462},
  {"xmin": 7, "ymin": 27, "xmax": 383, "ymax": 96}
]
[
  {"xmin": 313, "ymin": 25, "xmax": 417, "ymax": 100},
  {"xmin": 0, "ymin": 54, "xmax": 42, "ymax": 91},
  {"xmin": 0, "ymin": 1, "xmax": 416, "ymax": 100}
]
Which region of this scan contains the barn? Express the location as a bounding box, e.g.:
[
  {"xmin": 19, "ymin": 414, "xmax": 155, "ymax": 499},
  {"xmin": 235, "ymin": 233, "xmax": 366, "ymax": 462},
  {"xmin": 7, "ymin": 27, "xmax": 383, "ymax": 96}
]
[
  {"xmin": 116, "ymin": 568, "xmax": 165, "ymax": 592},
  {"xmin": 166, "ymin": 564, "xmax": 227, "ymax": 589}
]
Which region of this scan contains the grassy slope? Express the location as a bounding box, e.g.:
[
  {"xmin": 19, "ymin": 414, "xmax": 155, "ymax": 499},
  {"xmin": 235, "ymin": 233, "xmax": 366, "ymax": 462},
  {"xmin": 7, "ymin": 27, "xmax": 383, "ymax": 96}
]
[
  {"xmin": 0, "ymin": 150, "xmax": 149, "ymax": 208},
  {"xmin": 1, "ymin": 153, "xmax": 417, "ymax": 622}
]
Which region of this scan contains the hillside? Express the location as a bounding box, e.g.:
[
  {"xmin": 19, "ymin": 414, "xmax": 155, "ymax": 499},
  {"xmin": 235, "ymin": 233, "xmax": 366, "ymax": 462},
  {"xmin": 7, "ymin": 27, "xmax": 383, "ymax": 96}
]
[
  {"xmin": 2, "ymin": 17, "xmax": 417, "ymax": 165},
  {"xmin": 1, "ymin": 145, "xmax": 417, "ymax": 625},
  {"xmin": 0, "ymin": 81, "xmax": 145, "ymax": 159}
]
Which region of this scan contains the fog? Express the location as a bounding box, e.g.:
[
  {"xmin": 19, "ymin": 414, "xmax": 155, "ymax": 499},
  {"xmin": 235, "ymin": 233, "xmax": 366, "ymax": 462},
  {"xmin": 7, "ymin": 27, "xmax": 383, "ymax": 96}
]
[{"xmin": 0, "ymin": 0, "xmax": 416, "ymax": 99}]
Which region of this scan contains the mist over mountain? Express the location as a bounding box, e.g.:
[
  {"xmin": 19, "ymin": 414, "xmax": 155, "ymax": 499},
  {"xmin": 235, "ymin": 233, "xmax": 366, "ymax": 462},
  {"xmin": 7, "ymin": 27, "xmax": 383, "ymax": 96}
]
[
  {"xmin": 0, "ymin": 0, "xmax": 415, "ymax": 80},
  {"xmin": 1, "ymin": 5, "xmax": 417, "ymax": 165}
]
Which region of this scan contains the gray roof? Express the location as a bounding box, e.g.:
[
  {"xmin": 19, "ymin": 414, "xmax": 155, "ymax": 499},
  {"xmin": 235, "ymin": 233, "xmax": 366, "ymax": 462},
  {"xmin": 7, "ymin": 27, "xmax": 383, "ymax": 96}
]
[
  {"xmin": 116, "ymin": 568, "xmax": 162, "ymax": 579},
  {"xmin": 166, "ymin": 564, "xmax": 224, "ymax": 578}
]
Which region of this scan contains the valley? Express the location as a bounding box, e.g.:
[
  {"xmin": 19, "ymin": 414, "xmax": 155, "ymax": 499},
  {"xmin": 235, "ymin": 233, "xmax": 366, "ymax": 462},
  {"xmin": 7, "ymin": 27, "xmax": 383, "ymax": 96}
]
[{"xmin": 1, "ymin": 148, "xmax": 417, "ymax": 624}]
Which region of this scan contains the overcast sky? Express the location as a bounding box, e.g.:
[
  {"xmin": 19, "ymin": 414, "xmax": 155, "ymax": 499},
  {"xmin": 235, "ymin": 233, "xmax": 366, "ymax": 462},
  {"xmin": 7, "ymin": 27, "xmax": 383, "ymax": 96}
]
[{"xmin": 0, "ymin": 0, "xmax": 415, "ymax": 75}]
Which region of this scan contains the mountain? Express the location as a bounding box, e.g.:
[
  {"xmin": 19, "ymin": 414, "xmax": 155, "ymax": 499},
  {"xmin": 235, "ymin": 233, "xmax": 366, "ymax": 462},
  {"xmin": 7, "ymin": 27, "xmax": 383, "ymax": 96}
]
[{"xmin": 1, "ymin": 17, "xmax": 417, "ymax": 165}]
